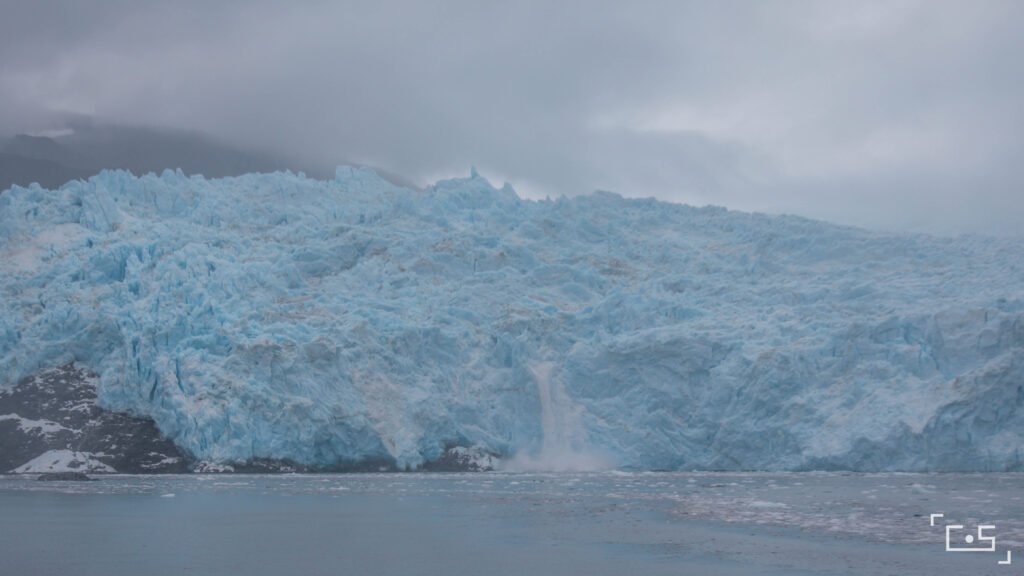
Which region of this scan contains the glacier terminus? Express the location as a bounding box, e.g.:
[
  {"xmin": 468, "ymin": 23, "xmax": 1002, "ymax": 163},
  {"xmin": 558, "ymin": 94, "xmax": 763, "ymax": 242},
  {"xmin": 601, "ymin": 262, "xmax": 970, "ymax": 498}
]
[{"xmin": 1, "ymin": 166, "xmax": 1022, "ymax": 472}]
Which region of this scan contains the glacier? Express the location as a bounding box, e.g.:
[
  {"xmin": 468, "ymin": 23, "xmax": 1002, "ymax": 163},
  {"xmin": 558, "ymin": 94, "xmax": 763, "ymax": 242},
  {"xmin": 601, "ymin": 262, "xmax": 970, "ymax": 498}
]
[{"xmin": 1, "ymin": 166, "xmax": 1023, "ymax": 471}]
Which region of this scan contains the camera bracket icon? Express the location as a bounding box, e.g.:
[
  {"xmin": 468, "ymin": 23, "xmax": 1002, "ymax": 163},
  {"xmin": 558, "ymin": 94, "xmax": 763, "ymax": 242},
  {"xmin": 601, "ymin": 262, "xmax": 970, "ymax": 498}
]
[{"xmin": 931, "ymin": 513, "xmax": 1012, "ymax": 565}]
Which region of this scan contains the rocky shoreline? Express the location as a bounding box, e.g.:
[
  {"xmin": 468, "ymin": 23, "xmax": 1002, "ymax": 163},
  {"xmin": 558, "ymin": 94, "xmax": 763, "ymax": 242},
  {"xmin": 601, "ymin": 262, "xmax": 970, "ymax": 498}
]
[{"xmin": 2, "ymin": 365, "xmax": 497, "ymax": 475}]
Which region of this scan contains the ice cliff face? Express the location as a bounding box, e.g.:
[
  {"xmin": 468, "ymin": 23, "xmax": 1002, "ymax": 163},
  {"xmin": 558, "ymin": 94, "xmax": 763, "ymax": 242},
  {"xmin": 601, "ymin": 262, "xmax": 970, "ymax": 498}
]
[{"xmin": 2, "ymin": 167, "xmax": 1023, "ymax": 471}]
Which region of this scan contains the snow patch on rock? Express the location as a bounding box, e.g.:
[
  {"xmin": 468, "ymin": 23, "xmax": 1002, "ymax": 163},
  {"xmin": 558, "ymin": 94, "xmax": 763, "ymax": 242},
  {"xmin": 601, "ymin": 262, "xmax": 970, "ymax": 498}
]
[
  {"xmin": 0, "ymin": 413, "xmax": 71, "ymax": 436},
  {"xmin": 12, "ymin": 450, "xmax": 116, "ymax": 474}
]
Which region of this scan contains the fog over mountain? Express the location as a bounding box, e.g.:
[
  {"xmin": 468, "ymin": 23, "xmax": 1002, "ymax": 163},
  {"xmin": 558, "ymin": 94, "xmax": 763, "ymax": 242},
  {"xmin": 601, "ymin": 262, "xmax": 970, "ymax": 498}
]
[
  {"xmin": 2, "ymin": 2, "xmax": 1022, "ymax": 234},
  {"xmin": 0, "ymin": 119, "xmax": 420, "ymax": 192}
]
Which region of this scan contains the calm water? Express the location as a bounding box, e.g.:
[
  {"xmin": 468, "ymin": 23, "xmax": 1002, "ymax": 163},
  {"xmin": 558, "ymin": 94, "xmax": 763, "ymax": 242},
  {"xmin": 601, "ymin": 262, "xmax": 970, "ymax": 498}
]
[{"xmin": 1, "ymin": 472, "xmax": 1022, "ymax": 575}]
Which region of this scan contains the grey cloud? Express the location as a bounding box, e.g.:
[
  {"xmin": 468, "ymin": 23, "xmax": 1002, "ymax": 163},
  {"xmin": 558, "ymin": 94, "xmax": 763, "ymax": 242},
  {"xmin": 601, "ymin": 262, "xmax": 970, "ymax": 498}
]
[{"xmin": 1, "ymin": 0, "xmax": 1021, "ymax": 234}]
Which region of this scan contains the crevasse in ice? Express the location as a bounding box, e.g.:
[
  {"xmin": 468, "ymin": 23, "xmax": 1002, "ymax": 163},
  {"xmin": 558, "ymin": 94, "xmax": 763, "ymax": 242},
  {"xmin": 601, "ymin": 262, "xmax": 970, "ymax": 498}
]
[{"xmin": 1, "ymin": 166, "xmax": 1022, "ymax": 471}]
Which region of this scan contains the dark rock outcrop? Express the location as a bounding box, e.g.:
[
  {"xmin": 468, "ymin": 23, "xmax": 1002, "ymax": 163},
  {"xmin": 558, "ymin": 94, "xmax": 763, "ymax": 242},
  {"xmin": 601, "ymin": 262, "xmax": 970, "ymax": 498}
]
[{"xmin": 0, "ymin": 364, "xmax": 191, "ymax": 473}]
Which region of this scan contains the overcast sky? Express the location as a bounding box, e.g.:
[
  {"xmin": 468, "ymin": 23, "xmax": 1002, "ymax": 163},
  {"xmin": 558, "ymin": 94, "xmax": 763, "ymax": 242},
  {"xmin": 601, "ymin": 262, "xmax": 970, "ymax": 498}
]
[{"xmin": 1, "ymin": 1, "xmax": 1021, "ymax": 234}]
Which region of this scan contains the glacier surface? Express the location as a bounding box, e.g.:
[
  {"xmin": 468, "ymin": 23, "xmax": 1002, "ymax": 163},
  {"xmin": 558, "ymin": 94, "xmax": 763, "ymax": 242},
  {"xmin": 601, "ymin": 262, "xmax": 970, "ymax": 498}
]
[{"xmin": 1, "ymin": 167, "xmax": 1023, "ymax": 471}]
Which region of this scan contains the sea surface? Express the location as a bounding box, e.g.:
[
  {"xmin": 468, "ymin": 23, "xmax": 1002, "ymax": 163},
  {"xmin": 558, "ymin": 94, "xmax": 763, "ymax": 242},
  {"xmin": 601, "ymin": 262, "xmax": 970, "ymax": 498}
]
[{"xmin": 1, "ymin": 472, "xmax": 1022, "ymax": 575}]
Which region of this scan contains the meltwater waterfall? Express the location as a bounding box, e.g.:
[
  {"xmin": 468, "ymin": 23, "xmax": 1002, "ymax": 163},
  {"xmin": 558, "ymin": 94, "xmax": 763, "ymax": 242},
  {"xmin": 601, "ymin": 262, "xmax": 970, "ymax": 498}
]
[{"xmin": 505, "ymin": 362, "xmax": 609, "ymax": 471}]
